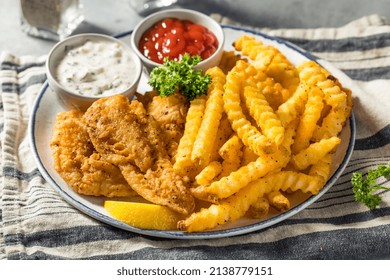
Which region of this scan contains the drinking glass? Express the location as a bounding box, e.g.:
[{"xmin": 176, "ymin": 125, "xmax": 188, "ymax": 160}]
[
  {"xmin": 129, "ymin": 0, "xmax": 179, "ymax": 16},
  {"xmin": 19, "ymin": 0, "xmax": 84, "ymax": 41}
]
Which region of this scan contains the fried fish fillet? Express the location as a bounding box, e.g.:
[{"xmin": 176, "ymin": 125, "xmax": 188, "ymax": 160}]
[
  {"xmin": 50, "ymin": 110, "xmax": 136, "ymax": 197},
  {"xmin": 146, "ymin": 93, "xmax": 189, "ymax": 159},
  {"xmin": 147, "ymin": 93, "xmax": 188, "ymax": 138},
  {"xmin": 84, "ymin": 95, "xmax": 195, "ymax": 215}
]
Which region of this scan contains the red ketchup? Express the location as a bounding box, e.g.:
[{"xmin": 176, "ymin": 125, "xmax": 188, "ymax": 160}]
[{"xmin": 139, "ymin": 18, "xmax": 218, "ymax": 64}]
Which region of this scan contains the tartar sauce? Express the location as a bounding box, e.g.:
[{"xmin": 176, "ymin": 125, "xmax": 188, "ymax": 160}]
[{"xmin": 55, "ymin": 39, "xmax": 137, "ymax": 97}]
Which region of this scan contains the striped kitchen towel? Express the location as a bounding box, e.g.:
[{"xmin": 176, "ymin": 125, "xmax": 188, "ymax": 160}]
[{"xmin": 1, "ymin": 14, "xmax": 389, "ymax": 259}]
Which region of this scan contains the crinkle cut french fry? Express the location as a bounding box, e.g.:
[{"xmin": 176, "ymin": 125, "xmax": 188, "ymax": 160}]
[
  {"xmin": 277, "ymin": 61, "xmax": 326, "ymax": 126},
  {"xmin": 219, "ymin": 135, "xmax": 242, "ymax": 159},
  {"xmin": 299, "ymin": 61, "xmax": 349, "ymax": 111},
  {"xmin": 195, "ymin": 161, "xmax": 222, "ymax": 186},
  {"xmin": 239, "ymin": 60, "xmax": 287, "ymax": 110},
  {"xmin": 190, "ymin": 122, "xmax": 296, "ymax": 203},
  {"xmin": 267, "ymin": 191, "xmax": 290, "ymax": 211},
  {"xmin": 309, "ymin": 153, "xmax": 334, "ymax": 186},
  {"xmin": 276, "ymin": 82, "xmax": 309, "ymax": 127},
  {"xmin": 242, "ymin": 145, "xmax": 258, "ymax": 165},
  {"xmin": 181, "ymin": 167, "xmax": 301, "ymax": 232},
  {"xmin": 236, "ymin": 60, "xmax": 287, "ymax": 142},
  {"xmin": 291, "ymin": 136, "xmax": 341, "ymax": 170},
  {"xmin": 312, "ymin": 80, "xmax": 351, "ymax": 140},
  {"xmin": 298, "ymin": 60, "xmax": 351, "ymax": 141},
  {"xmin": 315, "ymin": 84, "xmax": 349, "ymax": 140},
  {"xmin": 234, "ymin": 35, "xmax": 275, "ymax": 71},
  {"xmin": 173, "ymin": 95, "xmax": 206, "ymax": 175},
  {"xmin": 209, "ymin": 113, "xmax": 234, "ymax": 162},
  {"xmin": 259, "ymin": 78, "xmax": 289, "ymax": 111},
  {"xmin": 191, "ymin": 67, "xmax": 226, "ymax": 167},
  {"xmin": 243, "ymin": 85, "xmax": 285, "ymax": 146},
  {"xmin": 318, "ymin": 78, "xmax": 347, "ymax": 109},
  {"xmin": 239, "ymin": 59, "xmax": 268, "ymax": 83},
  {"xmin": 218, "ymin": 134, "xmax": 243, "ymax": 178},
  {"xmin": 179, "ymin": 174, "xmax": 276, "ymax": 232},
  {"xmin": 298, "ymin": 61, "xmax": 327, "ymax": 86},
  {"xmin": 224, "ymin": 64, "xmax": 276, "ymax": 155},
  {"xmin": 292, "ymin": 86, "xmax": 324, "ymax": 154},
  {"xmin": 264, "ymin": 171, "xmax": 322, "ymax": 195},
  {"xmin": 345, "ymin": 86, "xmax": 353, "ymax": 120},
  {"xmin": 179, "ymin": 167, "xmax": 325, "ymax": 232},
  {"xmin": 234, "ymin": 35, "xmax": 262, "ymax": 57},
  {"xmin": 190, "ymin": 154, "xmax": 281, "ymax": 203},
  {"xmin": 234, "ymin": 35, "xmax": 299, "ymax": 95},
  {"xmin": 281, "ymin": 118, "xmax": 299, "ymax": 154},
  {"xmin": 265, "ymin": 55, "xmax": 300, "ymax": 95},
  {"xmin": 246, "ymin": 197, "xmax": 269, "ymax": 219},
  {"xmin": 218, "ymin": 50, "xmax": 242, "ymax": 74},
  {"xmin": 313, "ymin": 103, "xmax": 351, "ymax": 140},
  {"xmin": 207, "ymin": 66, "xmax": 227, "ymax": 91},
  {"xmin": 313, "ymin": 107, "xmax": 348, "ymax": 141},
  {"xmin": 341, "ymin": 84, "xmax": 353, "ymax": 113}
]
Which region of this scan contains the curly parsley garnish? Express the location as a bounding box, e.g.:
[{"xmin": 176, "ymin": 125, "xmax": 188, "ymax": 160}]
[
  {"xmin": 148, "ymin": 54, "xmax": 211, "ymax": 101},
  {"xmin": 351, "ymin": 162, "xmax": 390, "ymax": 209}
]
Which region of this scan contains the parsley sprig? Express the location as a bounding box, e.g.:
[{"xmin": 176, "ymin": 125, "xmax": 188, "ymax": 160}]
[
  {"xmin": 351, "ymin": 162, "xmax": 390, "ymax": 209},
  {"xmin": 148, "ymin": 54, "xmax": 211, "ymax": 101}
]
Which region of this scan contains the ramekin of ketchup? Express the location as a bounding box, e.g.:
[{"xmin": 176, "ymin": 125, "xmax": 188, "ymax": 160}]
[
  {"xmin": 130, "ymin": 9, "xmax": 225, "ymax": 73},
  {"xmin": 139, "ymin": 17, "xmax": 219, "ymax": 64}
]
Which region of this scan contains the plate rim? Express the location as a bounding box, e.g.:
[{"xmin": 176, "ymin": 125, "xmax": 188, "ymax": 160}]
[{"xmin": 28, "ymin": 25, "xmax": 357, "ymax": 240}]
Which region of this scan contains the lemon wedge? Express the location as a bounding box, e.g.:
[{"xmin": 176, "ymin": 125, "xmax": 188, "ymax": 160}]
[{"xmin": 104, "ymin": 200, "xmax": 183, "ymax": 230}]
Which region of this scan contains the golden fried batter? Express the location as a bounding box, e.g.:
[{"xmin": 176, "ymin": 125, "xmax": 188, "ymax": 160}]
[
  {"xmin": 81, "ymin": 97, "xmax": 158, "ymax": 172},
  {"xmin": 50, "ymin": 110, "xmax": 136, "ymax": 197},
  {"xmin": 84, "ymin": 95, "xmax": 195, "ymax": 215},
  {"xmin": 147, "ymin": 93, "xmax": 189, "ymax": 159},
  {"xmin": 147, "ymin": 93, "xmax": 188, "ymax": 131}
]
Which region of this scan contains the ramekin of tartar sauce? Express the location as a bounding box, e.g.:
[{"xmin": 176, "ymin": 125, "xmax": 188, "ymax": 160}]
[{"xmin": 46, "ymin": 33, "xmax": 142, "ymax": 111}]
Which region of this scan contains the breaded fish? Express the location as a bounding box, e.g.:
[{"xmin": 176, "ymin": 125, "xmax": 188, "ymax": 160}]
[
  {"xmin": 146, "ymin": 93, "xmax": 189, "ymax": 159},
  {"xmin": 84, "ymin": 95, "xmax": 195, "ymax": 215},
  {"xmin": 50, "ymin": 110, "xmax": 136, "ymax": 197}
]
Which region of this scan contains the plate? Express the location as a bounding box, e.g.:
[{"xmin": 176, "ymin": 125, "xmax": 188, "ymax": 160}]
[{"xmin": 29, "ymin": 25, "xmax": 356, "ymax": 239}]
